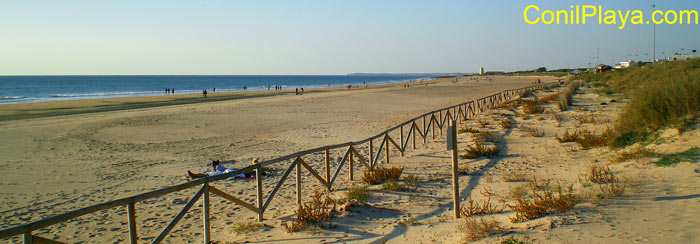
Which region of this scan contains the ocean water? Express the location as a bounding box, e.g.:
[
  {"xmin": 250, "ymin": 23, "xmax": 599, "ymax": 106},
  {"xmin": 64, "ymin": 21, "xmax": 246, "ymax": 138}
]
[{"xmin": 0, "ymin": 75, "xmax": 432, "ymax": 104}]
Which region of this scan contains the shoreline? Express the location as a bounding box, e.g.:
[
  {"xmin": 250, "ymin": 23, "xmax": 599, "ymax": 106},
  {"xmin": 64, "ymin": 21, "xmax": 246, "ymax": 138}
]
[{"xmin": 0, "ymin": 78, "xmax": 445, "ymax": 122}]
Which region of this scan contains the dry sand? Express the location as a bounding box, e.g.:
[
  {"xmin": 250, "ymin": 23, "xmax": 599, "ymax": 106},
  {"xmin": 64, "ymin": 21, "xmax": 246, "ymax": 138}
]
[
  {"xmin": 0, "ymin": 76, "xmax": 551, "ymax": 243},
  {"xmin": 2, "ymin": 76, "xmax": 698, "ymax": 243}
]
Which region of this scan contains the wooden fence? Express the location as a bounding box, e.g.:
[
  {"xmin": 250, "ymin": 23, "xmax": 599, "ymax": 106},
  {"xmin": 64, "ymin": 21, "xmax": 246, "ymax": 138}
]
[{"xmin": 0, "ymin": 82, "xmax": 559, "ymax": 244}]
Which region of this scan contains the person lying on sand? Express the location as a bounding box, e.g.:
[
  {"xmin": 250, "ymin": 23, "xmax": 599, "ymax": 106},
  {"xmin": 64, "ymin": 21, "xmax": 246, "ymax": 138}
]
[{"xmin": 187, "ymin": 159, "xmax": 266, "ymax": 179}]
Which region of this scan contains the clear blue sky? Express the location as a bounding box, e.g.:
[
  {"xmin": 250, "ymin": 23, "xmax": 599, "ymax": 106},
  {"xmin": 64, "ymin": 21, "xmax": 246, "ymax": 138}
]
[{"xmin": 1, "ymin": 0, "xmax": 697, "ymax": 75}]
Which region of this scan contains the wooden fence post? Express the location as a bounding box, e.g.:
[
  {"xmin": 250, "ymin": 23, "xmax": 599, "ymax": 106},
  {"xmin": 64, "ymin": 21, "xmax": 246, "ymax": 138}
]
[
  {"xmin": 127, "ymin": 202, "xmax": 137, "ymax": 244},
  {"xmin": 23, "ymin": 232, "xmax": 32, "ymax": 244},
  {"xmin": 348, "ymin": 148, "xmax": 354, "ymax": 181},
  {"xmin": 400, "ymin": 126, "xmax": 404, "ymax": 156},
  {"xmin": 422, "ymin": 116, "xmax": 427, "ymax": 144},
  {"xmin": 256, "ymin": 165, "xmax": 264, "ymax": 222},
  {"xmin": 369, "ymin": 140, "xmax": 374, "ymax": 169},
  {"xmin": 385, "ymin": 135, "xmax": 390, "ymax": 164},
  {"xmin": 449, "ymin": 120, "xmax": 460, "ymax": 219},
  {"xmin": 296, "ymin": 160, "xmax": 302, "ymax": 206},
  {"xmin": 412, "ymin": 122, "xmax": 416, "ymax": 149},
  {"xmin": 433, "ymin": 110, "xmax": 447, "ymax": 136},
  {"xmin": 203, "ymin": 184, "xmax": 210, "ymax": 244},
  {"xmin": 325, "ymin": 148, "xmax": 330, "ymax": 189},
  {"xmin": 431, "ymin": 115, "xmax": 436, "ymax": 139}
]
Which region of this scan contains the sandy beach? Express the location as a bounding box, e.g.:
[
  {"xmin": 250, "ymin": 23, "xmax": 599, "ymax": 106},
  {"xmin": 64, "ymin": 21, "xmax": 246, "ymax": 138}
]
[
  {"xmin": 3, "ymin": 75, "xmax": 698, "ymax": 243},
  {"xmin": 0, "ymin": 76, "xmax": 551, "ymax": 242}
]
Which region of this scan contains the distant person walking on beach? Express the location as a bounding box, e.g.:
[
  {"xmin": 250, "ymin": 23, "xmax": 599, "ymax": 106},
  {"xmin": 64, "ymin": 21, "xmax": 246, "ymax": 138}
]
[
  {"xmin": 202, "ymin": 90, "xmax": 207, "ymax": 98},
  {"xmin": 171, "ymin": 88, "xmax": 174, "ymax": 94},
  {"xmin": 213, "ymin": 87, "xmax": 216, "ymax": 92},
  {"xmin": 300, "ymin": 87, "xmax": 304, "ymax": 95},
  {"xmin": 295, "ymin": 88, "xmax": 299, "ymax": 95},
  {"xmin": 166, "ymin": 88, "xmax": 170, "ymax": 94}
]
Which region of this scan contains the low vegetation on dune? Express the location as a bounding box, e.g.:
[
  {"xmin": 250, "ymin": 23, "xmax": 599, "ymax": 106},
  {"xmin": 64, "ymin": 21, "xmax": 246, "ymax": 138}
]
[
  {"xmin": 460, "ymin": 217, "xmax": 503, "ymax": 242},
  {"xmin": 283, "ymin": 190, "xmax": 337, "ymax": 232},
  {"xmin": 361, "ymin": 166, "xmax": 403, "ymax": 185},
  {"xmin": 507, "ymin": 178, "xmax": 578, "ymax": 223},
  {"xmin": 555, "ymin": 128, "xmax": 611, "ymax": 149},
  {"xmin": 461, "ymin": 140, "xmax": 500, "ymax": 159},
  {"xmin": 556, "ymin": 81, "xmax": 582, "ymax": 111},
  {"xmin": 346, "ymin": 186, "xmax": 369, "ymax": 203},
  {"xmin": 574, "ymin": 58, "xmax": 700, "ymax": 147}
]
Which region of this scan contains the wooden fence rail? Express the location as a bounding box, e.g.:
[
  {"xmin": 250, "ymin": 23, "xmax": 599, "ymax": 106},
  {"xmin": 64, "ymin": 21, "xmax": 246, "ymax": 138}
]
[{"xmin": 1, "ymin": 82, "xmax": 559, "ymax": 243}]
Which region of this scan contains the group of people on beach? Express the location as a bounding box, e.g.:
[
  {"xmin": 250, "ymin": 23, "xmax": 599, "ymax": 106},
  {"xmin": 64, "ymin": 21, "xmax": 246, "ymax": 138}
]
[
  {"xmin": 165, "ymin": 88, "xmax": 175, "ymax": 94},
  {"xmin": 295, "ymin": 87, "xmax": 304, "ymax": 95}
]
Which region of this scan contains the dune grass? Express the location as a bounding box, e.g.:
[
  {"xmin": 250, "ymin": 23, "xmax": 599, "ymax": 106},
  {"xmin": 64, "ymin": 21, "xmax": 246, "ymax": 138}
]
[{"xmin": 574, "ymin": 59, "xmax": 700, "ymax": 147}]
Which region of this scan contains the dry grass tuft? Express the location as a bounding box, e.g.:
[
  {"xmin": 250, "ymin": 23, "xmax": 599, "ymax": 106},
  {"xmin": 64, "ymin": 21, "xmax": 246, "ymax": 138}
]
[
  {"xmin": 503, "ymin": 172, "xmax": 529, "ymax": 182},
  {"xmin": 495, "ymin": 101, "xmax": 518, "ymax": 111},
  {"xmin": 506, "ymin": 185, "xmax": 529, "ymax": 201},
  {"xmin": 576, "ymin": 128, "xmax": 612, "ymax": 149},
  {"xmin": 381, "ymin": 175, "xmax": 419, "ymax": 192},
  {"xmin": 508, "ymin": 180, "xmax": 577, "ymax": 223},
  {"xmin": 458, "ymin": 127, "xmax": 480, "ymax": 134},
  {"xmin": 362, "ymin": 167, "xmax": 403, "ymax": 185},
  {"xmin": 478, "ymin": 120, "xmax": 489, "ymax": 128},
  {"xmin": 556, "ymin": 128, "xmax": 611, "ymax": 149},
  {"xmin": 579, "ymin": 165, "xmax": 626, "ymax": 204},
  {"xmin": 538, "ymin": 92, "xmax": 559, "ymax": 103},
  {"xmin": 230, "ymin": 222, "xmax": 264, "ymax": 235},
  {"xmin": 520, "ymin": 126, "xmax": 544, "ymax": 137},
  {"xmin": 522, "ymin": 100, "xmax": 544, "ymax": 115},
  {"xmin": 461, "ymin": 140, "xmax": 500, "ymax": 159},
  {"xmin": 283, "ymin": 190, "xmax": 337, "ymax": 232},
  {"xmin": 475, "ymin": 131, "xmax": 500, "ymax": 143},
  {"xmin": 460, "ymin": 195, "xmax": 505, "ymax": 217},
  {"xmin": 500, "ymin": 119, "xmax": 513, "ymax": 129},
  {"xmin": 461, "ymin": 217, "xmax": 503, "ymax": 242},
  {"xmin": 556, "ymin": 81, "xmax": 582, "ymax": 111},
  {"xmin": 587, "ymin": 165, "xmax": 615, "ymax": 184},
  {"xmin": 556, "ymin": 129, "xmax": 580, "ymax": 143},
  {"xmin": 500, "ymin": 236, "xmax": 534, "ymax": 244},
  {"xmin": 610, "ymin": 147, "xmax": 656, "ymax": 164}
]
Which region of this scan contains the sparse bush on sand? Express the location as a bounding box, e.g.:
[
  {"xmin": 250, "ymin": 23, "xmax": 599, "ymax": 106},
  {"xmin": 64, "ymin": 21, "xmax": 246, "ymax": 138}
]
[
  {"xmin": 362, "ymin": 167, "xmax": 403, "ymax": 185},
  {"xmin": 460, "ymin": 195, "xmax": 505, "ymax": 217},
  {"xmin": 500, "ymin": 119, "xmax": 513, "ymax": 129},
  {"xmin": 556, "ymin": 128, "xmax": 611, "ymax": 149},
  {"xmin": 461, "ymin": 140, "xmax": 500, "ymax": 159},
  {"xmin": 460, "ymin": 217, "xmax": 503, "ymax": 242},
  {"xmin": 283, "ymin": 190, "xmax": 337, "ymax": 233},
  {"xmin": 345, "ymin": 186, "xmax": 369, "ymax": 203},
  {"xmin": 508, "ymin": 178, "xmax": 578, "ymax": 223},
  {"xmin": 519, "ymin": 126, "xmax": 544, "ymax": 137}
]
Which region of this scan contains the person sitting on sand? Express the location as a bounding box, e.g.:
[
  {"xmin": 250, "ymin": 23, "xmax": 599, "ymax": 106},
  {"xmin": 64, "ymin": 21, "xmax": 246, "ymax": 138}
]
[{"xmin": 188, "ymin": 159, "xmax": 267, "ymax": 179}]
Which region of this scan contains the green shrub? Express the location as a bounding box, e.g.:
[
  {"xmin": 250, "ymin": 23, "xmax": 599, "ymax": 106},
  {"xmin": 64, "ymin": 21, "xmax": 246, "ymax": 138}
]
[{"xmin": 346, "ymin": 186, "xmax": 369, "ymax": 203}]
